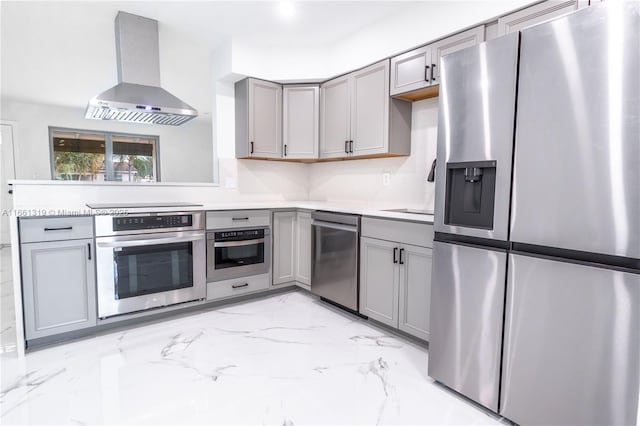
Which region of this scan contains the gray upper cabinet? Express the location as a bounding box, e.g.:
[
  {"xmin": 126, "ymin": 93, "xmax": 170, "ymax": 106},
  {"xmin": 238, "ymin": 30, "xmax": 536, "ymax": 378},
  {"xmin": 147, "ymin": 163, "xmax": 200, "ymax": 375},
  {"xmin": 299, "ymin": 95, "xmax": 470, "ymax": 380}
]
[
  {"xmin": 283, "ymin": 85, "xmax": 319, "ymax": 160},
  {"xmin": 430, "ymin": 26, "xmax": 485, "ymax": 84},
  {"xmin": 351, "ymin": 61, "xmax": 390, "ymax": 156},
  {"xmin": 20, "ymin": 217, "xmax": 96, "ymax": 341},
  {"xmin": 321, "ymin": 59, "xmax": 411, "ymax": 159},
  {"xmin": 390, "ymin": 25, "xmax": 485, "ymax": 95},
  {"xmin": 320, "ymin": 75, "xmax": 351, "ymax": 159},
  {"xmin": 390, "ymin": 45, "xmax": 431, "ymax": 96},
  {"xmin": 497, "ymin": 0, "xmax": 588, "ymax": 36},
  {"xmin": 236, "ymin": 78, "xmax": 282, "ymax": 159}
]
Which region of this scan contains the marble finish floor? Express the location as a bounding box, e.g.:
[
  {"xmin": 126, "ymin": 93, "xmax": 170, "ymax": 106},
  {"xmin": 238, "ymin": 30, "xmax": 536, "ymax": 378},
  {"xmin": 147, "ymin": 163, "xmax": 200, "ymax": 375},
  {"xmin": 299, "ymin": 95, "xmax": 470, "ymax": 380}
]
[{"xmin": 0, "ymin": 279, "xmax": 503, "ymax": 425}]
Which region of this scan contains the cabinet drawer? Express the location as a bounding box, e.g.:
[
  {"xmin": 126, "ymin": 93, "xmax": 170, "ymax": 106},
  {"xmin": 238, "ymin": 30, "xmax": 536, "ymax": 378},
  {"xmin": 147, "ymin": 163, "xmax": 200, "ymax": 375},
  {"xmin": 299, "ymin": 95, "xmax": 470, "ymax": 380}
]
[
  {"xmin": 206, "ymin": 210, "xmax": 270, "ymax": 229},
  {"xmin": 206, "ymin": 273, "xmax": 270, "ymax": 301},
  {"xmin": 362, "ymin": 217, "xmax": 433, "ymax": 248},
  {"xmin": 20, "ymin": 216, "xmax": 94, "ymax": 243}
]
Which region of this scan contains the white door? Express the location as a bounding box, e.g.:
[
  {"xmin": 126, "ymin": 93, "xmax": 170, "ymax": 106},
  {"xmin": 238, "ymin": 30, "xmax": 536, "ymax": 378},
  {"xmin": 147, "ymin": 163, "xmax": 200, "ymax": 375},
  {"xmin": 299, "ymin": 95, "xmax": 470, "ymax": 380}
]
[
  {"xmin": 273, "ymin": 211, "xmax": 296, "ymax": 285},
  {"xmin": 320, "ymin": 75, "xmax": 351, "ymax": 159},
  {"xmin": 350, "ymin": 60, "xmax": 390, "ymax": 156},
  {"xmin": 0, "ymin": 124, "xmax": 16, "ymax": 246},
  {"xmin": 249, "ymin": 79, "xmax": 282, "ymax": 158},
  {"xmin": 390, "ymin": 45, "xmax": 431, "ymax": 95},
  {"xmin": 283, "ymin": 86, "xmax": 319, "ymax": 159}
]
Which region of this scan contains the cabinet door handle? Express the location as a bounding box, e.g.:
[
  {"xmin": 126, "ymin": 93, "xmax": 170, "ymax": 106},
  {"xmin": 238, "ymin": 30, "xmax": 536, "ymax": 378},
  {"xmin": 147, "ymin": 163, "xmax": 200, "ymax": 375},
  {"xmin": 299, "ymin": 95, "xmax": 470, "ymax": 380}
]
[
  {"xmin": 345, "ymin": 140, "xmax": 349, "ymax": 154},
  {"xmin": 44, "ymin": 226, "xmax": 73, "ymax": 231},
  {"xmin": 232, "ymin": 217, "xmax": 249, "ymax": 221},
  {"xmin": 284, "ymin": 144, "xmax": 288, "ymax": 157},
  {"xmin": 393, "ymin": 247, "xmax": 398, "ymax": 264},
  {"xmin": 425, "ymin": 65, "xmax": 431, "ymax": 82},
  {"xmin": 349, "ymin": 140, "xmax": 354, "ymax": 153},
  {"xmin": 399, "ymin": 248, "xmax": 405, "ymax": 265},
  {"xmin": 232, "ymin": 283, "xmax": 249, "ymax": 289},
  {"xmin": 87, "ymin": 243, "xmax": 92, "ymax": 260},
  {"xmin": 250, "ymin": 141, "xmax": 254, "ymax": 154},
  {"xmin": 431, "ymin": 63, "xmax": 437, "ymax": 83}
]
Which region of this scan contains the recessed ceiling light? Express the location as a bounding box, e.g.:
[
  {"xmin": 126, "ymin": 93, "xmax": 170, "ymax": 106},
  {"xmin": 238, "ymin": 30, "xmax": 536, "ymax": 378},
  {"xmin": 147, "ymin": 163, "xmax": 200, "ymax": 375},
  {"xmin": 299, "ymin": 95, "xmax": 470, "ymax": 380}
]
[{"xmin": 278, "ymin": 0, "xmax": 296, "ymax": 20}]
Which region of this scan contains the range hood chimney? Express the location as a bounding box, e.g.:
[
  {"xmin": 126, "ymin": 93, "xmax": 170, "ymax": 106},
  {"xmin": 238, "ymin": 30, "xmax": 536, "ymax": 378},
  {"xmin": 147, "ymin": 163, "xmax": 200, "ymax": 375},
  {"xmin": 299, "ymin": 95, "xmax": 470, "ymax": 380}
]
[{"xmin": 85, "ymin": 11, "xmax": 198, "ymax": 126}]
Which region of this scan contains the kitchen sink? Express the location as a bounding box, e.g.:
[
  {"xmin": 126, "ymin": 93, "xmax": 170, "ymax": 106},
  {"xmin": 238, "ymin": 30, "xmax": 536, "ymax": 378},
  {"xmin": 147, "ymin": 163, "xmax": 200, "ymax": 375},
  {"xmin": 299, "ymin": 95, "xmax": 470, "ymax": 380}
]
[{"xmin": 381, "ymin": 208, "xmax": 434, "ymax": 215}]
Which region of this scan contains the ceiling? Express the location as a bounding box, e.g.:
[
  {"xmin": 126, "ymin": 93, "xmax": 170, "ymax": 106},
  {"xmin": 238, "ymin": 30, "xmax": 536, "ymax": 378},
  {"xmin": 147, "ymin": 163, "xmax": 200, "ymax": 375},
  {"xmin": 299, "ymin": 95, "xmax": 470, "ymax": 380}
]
[{"xmin": 0, "ymin": 1, "xmax": 421, "ymax": 113}]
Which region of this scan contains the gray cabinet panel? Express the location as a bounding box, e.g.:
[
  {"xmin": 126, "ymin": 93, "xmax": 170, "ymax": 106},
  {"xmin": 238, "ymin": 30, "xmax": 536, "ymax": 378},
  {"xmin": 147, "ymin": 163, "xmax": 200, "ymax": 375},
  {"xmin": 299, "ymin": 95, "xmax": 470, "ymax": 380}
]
[
  {"xmin": 398, "ymin": 244, "xmax": 431, "ymax": 341},
  {"xmin": 22, "ymin": 238, "xmax": 96, "ymax": 340},
  {"xmin": 359, "ymin": 237, "xmax": 399, "ymax": 326},
  {"xmin": 497, "ymin": 0, "xmax": 587, "ymax": 35},
  {"xmin": 501, "ymin": 254, "xmax": 640, "ymax": 426},
  {"xmin": 390, "ymin": 45, "xmax": 431, "ymax": 95},
  {"xmin": 351, "ymin": 60, "xmax": 390, "ymax": 156},
  {"xmin": 320, "ymin": 75, "xmax": 351, "ymax": 159},
  {"xmin": 20, "ymin": 216, "xmax": 93, "ymax": 243},
  {"xmin": 283, "ymin": 85, "xmax": 319, "ymax": 159},
  {"xmin": 273, "ymin": 211, "xmax": 296, "ymax": 285},
  {"xmin": 430, "ymin": 25, "xmax": 485, "ymax": 84},
  {"xmin": 249, "ymin": 79, "xmax": 282, "ymax": 158},
  {"xmin": 295, "ymin": 211, "xmax": 311, "ymax": 286}
]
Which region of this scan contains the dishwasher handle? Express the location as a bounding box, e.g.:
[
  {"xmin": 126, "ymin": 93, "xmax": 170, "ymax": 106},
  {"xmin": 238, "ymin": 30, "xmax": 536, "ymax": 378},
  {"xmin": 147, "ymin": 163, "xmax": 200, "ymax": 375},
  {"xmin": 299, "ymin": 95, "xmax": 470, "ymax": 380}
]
[{"xmin": 311, "ymin": 219, "xmax": 358, "ymax": 233}]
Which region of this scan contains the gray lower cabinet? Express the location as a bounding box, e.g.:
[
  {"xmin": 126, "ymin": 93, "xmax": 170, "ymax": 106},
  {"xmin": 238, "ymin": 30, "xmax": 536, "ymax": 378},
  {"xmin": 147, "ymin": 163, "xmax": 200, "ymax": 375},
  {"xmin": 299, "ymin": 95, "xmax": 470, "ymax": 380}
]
[
  {"xmin": 398, "ymin": 244, "xmax": 432, "ymax": 341},
  {"xmin": 360, "ymin": 218, "xmax": 433, "ymax": 341},
  {"xmin": 21, "ymin": 238, "xmax": 96, "ymax": 340},
  {"xmin": 295, "ymin": 211, "xmax": 311, "ymax": 286},
  {"xmin": 273, "ymin": 211, "xmax": 296, "ymax": 285},
  {"xmin": 272, "ymin": 210, "xmax": 312, "ymax": 288},
  {"xmin": 360, "ymin": 237, "xmax": 399, "ymax": 326}
]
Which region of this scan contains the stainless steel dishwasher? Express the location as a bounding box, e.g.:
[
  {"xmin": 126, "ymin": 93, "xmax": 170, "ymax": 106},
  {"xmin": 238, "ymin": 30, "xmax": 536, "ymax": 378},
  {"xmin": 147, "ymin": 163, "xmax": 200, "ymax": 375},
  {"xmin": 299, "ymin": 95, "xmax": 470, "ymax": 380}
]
[{"xmin": 310, "ymin": 211, "xmax": 360, "ymax": 311}]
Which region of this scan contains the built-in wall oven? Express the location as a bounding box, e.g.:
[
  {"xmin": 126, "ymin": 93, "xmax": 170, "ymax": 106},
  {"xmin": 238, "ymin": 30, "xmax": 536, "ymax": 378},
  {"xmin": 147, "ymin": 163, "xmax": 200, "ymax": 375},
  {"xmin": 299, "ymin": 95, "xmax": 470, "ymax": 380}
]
[
  {"xmin": 95, "ymin": 211, "xmax": 206, "ymax": 318},
  {"xmin": 207, "ymin": 224, "xmax": 271, "ymax": 282}
]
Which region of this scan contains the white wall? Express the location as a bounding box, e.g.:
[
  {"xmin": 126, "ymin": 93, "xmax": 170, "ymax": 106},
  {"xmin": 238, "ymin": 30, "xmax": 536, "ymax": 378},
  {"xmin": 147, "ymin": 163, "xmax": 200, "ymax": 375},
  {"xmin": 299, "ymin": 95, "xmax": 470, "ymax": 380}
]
[
  {"xmin": 308, "ymin": 98, "xmax": 438, "ymax": 210},
  {"xmin": 0, "ymin": 99, "xmax": 214, "ymax": 183}
]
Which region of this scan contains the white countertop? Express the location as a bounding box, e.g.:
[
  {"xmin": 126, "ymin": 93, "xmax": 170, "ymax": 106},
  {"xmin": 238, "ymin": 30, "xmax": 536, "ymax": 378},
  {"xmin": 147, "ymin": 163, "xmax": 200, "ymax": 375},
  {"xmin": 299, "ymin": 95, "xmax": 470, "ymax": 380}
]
[{"xmin": 15, "ymin": 201, "xmax": 434, "ymax": 224}]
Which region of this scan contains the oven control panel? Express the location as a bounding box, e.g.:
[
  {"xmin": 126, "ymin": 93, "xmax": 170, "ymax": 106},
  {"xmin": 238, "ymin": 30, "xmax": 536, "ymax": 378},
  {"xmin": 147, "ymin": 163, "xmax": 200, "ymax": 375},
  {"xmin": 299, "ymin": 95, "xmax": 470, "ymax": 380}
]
[
  {"xmin": 215, "ymin": 228, "xmax": 265, "ymax": 242},
  {"xmin": 113, "ymin": 214, "xmax": 193, "ymax": 231}
]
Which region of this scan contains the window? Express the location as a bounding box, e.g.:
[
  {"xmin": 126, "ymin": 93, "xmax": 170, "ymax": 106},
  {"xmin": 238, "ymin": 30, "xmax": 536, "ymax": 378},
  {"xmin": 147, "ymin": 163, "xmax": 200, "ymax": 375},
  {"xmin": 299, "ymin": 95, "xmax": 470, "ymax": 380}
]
[{"xmin": 50, "ymin": 128, "xmax": 160, "ymax": 182}]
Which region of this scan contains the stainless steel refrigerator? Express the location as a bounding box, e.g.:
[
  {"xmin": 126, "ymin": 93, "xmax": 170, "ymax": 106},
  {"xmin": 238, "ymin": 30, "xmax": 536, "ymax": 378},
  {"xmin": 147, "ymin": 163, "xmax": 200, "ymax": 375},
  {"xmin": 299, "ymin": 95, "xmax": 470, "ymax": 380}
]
[
  {"xmin": 429, "ymin": 32, "xmax": 520, "ymax": 413},
  {"xmin": 501, "ymin": 3, "xmax": 639, "ymax": 425},
  {"xmin": 429, "ymin": 3, "xmax": 640, "ymax": 425}
]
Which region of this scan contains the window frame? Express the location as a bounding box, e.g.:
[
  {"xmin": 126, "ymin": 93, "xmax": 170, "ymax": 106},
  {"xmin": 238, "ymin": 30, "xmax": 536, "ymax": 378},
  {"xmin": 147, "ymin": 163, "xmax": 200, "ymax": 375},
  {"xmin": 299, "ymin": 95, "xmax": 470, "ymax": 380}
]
[{"xmin": 49, "ymin": 127, "xmax": 161, "ymax": 182}]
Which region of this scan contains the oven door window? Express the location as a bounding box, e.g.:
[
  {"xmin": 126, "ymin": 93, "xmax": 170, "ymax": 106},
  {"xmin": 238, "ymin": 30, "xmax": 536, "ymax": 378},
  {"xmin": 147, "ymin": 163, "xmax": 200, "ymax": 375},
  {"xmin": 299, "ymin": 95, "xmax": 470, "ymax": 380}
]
[
  {"xmin": 215, "ymin": 242, "xmax": 264, "ymax": 270},
  {"xmin": 114, "ymin": 242, "xmax": 193, "ymax": 299}
]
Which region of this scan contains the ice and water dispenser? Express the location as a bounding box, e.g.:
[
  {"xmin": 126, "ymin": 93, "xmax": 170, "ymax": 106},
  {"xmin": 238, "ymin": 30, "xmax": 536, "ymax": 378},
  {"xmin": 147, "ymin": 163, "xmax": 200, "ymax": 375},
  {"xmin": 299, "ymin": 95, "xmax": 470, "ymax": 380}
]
[{"xmin": 444, "ymin": 160, "xmax": 496, "ymax": 229}]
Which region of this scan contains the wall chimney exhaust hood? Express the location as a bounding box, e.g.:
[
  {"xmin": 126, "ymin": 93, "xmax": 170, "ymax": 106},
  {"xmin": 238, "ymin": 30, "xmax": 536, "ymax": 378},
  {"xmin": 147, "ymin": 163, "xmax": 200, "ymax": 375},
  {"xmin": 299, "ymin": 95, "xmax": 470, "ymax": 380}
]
[{"xmin": 85, "ymin": 11, "xmax": 198, "ymax": 126}]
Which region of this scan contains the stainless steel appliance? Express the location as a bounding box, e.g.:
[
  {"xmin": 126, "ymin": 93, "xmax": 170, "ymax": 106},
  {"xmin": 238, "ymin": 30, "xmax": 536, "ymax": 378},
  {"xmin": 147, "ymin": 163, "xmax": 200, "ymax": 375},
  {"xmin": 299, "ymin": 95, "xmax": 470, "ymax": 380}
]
[
  {"xmin": 95, "ymin": 211, "xmax": 206, "ymax": 318},
  {"xmin": 207, "ymin": 224, "xmax": 271, "ymax": 282},
  {"xmin": 430, "ymin": 3, "xmax": 640, "ymax": 425},
  {"xmin": 85, "ymin": 11, "xmax": 198, "ymax": 125},
  {"xmin": 310, "ymin": 211, "xmax": 360, "ymax": 311},
  {"xmin": 429, "ymin": 32, "xmax": 520, "ymax": 412},
  {"xmin": 500, "ymin": 4, "xmax": 640, "ymax": 425}
]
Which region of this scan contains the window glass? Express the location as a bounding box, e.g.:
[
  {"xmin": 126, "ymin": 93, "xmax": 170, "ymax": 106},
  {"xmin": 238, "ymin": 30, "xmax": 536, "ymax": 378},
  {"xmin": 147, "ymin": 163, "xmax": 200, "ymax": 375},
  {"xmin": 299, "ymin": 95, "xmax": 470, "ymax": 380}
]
[
  {"xmin": 52, "ymin": 131, "xmax": 106, "ymax": 181},
  {"xmin": 50, "ymin": 128, "xmax": 159, "ymax": 182},
  {"xmin": 112, "ymin": 135, "xmax": 156, "ymax": 182}
]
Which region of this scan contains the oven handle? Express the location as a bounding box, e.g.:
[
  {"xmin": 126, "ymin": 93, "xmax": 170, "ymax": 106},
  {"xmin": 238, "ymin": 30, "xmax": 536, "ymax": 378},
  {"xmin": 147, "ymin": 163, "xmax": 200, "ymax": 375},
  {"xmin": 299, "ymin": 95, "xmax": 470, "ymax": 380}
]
[
  {"xmin": 97, "ymin": 234, "xmax": 204, "ymax": 248},
  {"xmin": 214, "ymin": 238, "xmax": 265, "ymax": 248},
  {"xmin": 311, "ymin": 220, "xmax": 358, "ymax": 233}
]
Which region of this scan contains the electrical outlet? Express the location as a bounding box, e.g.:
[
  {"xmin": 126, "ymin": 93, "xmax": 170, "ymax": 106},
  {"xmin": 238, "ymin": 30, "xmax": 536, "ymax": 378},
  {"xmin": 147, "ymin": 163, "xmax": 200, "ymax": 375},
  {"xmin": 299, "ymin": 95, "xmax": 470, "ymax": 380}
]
[{"xmin": 382, "ymin": 173, "xmax": 391, "ymax": 186}]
